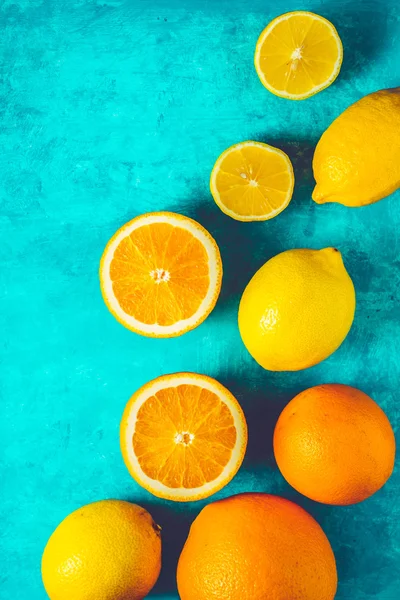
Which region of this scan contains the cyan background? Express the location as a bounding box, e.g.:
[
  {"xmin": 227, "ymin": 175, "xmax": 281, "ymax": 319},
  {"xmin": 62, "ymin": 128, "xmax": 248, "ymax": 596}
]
[{"xmin": 1, "ymin": 0, "xmax": 399, "ymax": 598}]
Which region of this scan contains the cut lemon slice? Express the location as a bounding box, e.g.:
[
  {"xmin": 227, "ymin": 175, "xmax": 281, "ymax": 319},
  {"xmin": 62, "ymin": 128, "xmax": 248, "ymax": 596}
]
[
  {"xmin": 254, "ymin": 11, "xmax": 343, "ymax": 100},
  {"xmin": 100, "ymin": 212, "xmax": 222, "ymax": 337},
  {"xmin": 120, "ymin": 373, "xmax": 248, "ymax": 501},
  {"xmin": 210, "ymin": 141, "xmax": 294, "ymax": 221}
]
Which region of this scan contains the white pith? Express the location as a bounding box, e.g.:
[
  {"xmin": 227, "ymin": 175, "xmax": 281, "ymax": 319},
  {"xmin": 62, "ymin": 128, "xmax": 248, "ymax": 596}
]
[
  {"xmin": 121, "ymin": 374, "xmax": 247, "ymax": 500},
  {"xmin": 100, "ymin": 214, "xmax": 221, "ymax": 336}
]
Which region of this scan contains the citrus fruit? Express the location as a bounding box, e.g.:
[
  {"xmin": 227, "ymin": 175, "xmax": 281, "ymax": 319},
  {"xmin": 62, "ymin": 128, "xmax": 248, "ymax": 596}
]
[
  {"xmin": 41, "ymin": 500, "xmax": 161, "ymax": 600},
  {"xmin": 210, "ymin": 141, "xmax": 294, "ymax": 221},
  {"xmin": 120, "ymin": 372, "xmax": 247, "ymax": 501},
  {"xmin": 177, "ymin": 493, "xmax": 337, "ymax": 600},
  {"xmin": 238, "ymin": 247, "xmax": 355, "ymax": 371},
  {"xmin": 313, "ymin": 87, "xmax": 400, "ymax": 206},
  {"xmin": 100, "ymin": 212, "xmax": 222, "ymax": 337},
  {"xmin": 254, "ymin": 11, "xmax": 343, "ymax": 100},
  {"xmin": 274, "ymin": 384, "xmax": 396, "ymax": 505}
]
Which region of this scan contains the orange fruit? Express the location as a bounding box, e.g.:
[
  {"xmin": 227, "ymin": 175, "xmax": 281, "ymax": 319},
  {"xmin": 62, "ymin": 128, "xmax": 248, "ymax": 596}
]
[
  {"xmin": 274, "ymin": 384, "xmax": 396, "ymax": 505},
  {"xmin": 41, "ymin": 500, "xmax": 161, "ymax": 600},
  {"xmin": 254, "ymin": 11, "xmax": 343, "ymax": 100},
  {"xmin": 120, "ymin": 373, "xmax": 248, "ymax": 501},
  {"xmin": 210, "ymin": 141, "xmax": 294, "ymax": 221},
  {"xmin": 177, "ymin": 493, "xmax": 337, "ymax": 600},
  {"xmin": 100, "ymin": 212, "xmax": 222, "ymax": 337}
]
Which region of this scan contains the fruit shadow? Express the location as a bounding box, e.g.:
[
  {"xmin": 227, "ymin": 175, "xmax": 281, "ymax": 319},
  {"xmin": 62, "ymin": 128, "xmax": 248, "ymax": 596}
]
[
  {"xmin": 309, "ymin": 3, "xmax": 388, "ymax": 82},
  {"xmin": 175, "ymin": 136, "xmax": 317, "ymax": 318},
  {"xmin": 256, "ymin": 133, "xmax": 317, "ymax": 203},
  {"xmin": 137, "ymin": 499, "xmax": 195, "ymax": 597},
  {"xmin": 189, "ymin": 200, "xmax": 285, "ymax": 315},
  {"xmin": 217, "ymin": 370, "xmax": 336, "ymax": 520}
]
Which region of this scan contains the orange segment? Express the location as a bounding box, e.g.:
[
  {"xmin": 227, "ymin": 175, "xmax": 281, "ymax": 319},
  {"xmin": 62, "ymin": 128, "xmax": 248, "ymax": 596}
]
[
  {"xmin": 255, "ymin": 12, "xmax": 343, "ymax": 100},
  {"xmin": 210, "ymin": 141, "xmax": 294, "ymax": 221},
  {"xmin": 120, "ymin": 373, "xmax": 248, "ymax": 501},
  {"xmin": 100, "ymin": 212, "xmax": 222, "ymax": 337}
]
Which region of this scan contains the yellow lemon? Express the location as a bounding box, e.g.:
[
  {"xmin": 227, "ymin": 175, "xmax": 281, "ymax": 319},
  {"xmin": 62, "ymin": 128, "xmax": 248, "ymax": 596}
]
[
  {"xmin": 210, "ymin": 141, "xmax": 294, "ymax": 221},
  {"xmin": 238, "ymin": 248, "xmax": 355, "ymax": 371},
  {"xmin": 41, "ymin": 500, "xmax": 161, "ymax": 600},
  {"xmin": 313, "ymin": 88, "xmax": 400, "ymax": 206},
  {"xmin": 254, "ymin": 11, "xmax": 343, "ymax": 100}
]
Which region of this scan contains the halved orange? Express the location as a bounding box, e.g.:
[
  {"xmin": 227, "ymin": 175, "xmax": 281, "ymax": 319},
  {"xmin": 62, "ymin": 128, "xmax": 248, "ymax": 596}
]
[
  {"xmin": 100, "ymin": 212, "xmax": 222, "ymax": 337},
  {"xmin": 120, "ymin": 373, "xmax": 248, "ymax": 501},
  {"xmin": 210, "ymin": 141, "xmax": 294, "ymax": 221},
  {"xmin": 254, "ymin": 11, "xmax": 343, "ymax": 100}
]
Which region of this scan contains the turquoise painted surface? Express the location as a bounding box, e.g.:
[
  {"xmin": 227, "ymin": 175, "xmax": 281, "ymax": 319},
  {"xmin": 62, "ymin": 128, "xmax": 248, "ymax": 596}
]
[{"xmin": 1, "ymin": 0, "xmax": 399, "ymax": 597}]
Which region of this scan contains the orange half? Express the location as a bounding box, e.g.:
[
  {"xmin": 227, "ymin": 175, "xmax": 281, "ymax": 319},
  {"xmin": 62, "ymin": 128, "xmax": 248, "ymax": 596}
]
[
  {"xmin": 100, "ymin": 212, "xmax": 222, "ymax": 337},
  {"xmin": 120, "ymin": 373, "xmax": 248, "ymax": 501},
  {"xmin": 255, "ymin": 11, "xmax": 343, "ymax": 100},
  {"xmin": 210, "ymin": 141, "xmax": 294, "ymax": 221}
]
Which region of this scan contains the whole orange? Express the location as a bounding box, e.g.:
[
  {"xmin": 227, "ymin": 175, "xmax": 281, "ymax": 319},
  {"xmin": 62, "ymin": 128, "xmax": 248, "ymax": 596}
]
[
  {"xmin": 177, "ymin": 493, "xmax": 337, "ymax": 600},
  {"xmin": 274, "ymin": 384, "xmax": 396, "ymax": 505}
]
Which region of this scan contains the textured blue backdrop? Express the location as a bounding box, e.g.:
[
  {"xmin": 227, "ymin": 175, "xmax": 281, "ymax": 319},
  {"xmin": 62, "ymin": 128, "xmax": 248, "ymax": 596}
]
[{"xmin": 1, "ymin": 0, "xmax": 399, "ymax": 598}]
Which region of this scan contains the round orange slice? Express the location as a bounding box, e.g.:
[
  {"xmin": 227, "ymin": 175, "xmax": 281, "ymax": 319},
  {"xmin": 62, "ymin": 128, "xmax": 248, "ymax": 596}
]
[
  {"xmin": 120, "ymin": 373, "xmax": 248, "ymax": 502},
  {"xmin": 100, "ymin": 212, "xmax": 222, "ymax": 337},
  {"xmin": 210, "ymin": 141, "xmax": 294, "ymax": 221},
  {"xmin": 254, "ymin": 11, "xmax": 343, "ymax": 100}
]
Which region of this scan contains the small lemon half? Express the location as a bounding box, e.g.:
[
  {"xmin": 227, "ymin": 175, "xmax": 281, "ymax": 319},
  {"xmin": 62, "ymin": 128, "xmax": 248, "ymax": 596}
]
[{"xmin": 255, "ymin": 11, "xmax": 343, "ymax": 100}]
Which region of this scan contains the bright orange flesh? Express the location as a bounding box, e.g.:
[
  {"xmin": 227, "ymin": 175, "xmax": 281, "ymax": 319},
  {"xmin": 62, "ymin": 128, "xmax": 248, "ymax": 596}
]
[
  {"xmin": 133, "ymin": 384, "xmax": 237, "ymax": 488},
  {"xmin": 100, "ymin": 212, "xmax": 222, "ymax": 337},
  {"xmin": 210, "ymin": 141, "xmax": 294, "ymax": 221},
  {"xmin": 110, "ymin": 222, "xmax": 209, "ymax": 325},
  {"xmin": 255, "ymin": 12, "xmax": 343, "ymax": 100},
  {"xmin": 120, "ymin": 374, "xmax": 248, "ymax": 501}
]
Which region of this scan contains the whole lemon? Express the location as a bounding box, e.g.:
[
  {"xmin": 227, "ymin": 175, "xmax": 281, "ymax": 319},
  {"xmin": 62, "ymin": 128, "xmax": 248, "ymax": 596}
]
[
  {"xmin": 238, "ymin": 248, "xmax": 355, "ymax": 371},
  {"xmin": 177, "ymin": 493, "xmax": 337, "ymax": 600},
  {"xmin": 41, "ymin": 500, "xmax": 161, "ymax": 600},
  {"xmin": 313, "ymin": 87, "xmax": 400, "ymax": 206},
  {"xmin": 274, "ymin": 384, "xmax": 396, "ymax": 505}
]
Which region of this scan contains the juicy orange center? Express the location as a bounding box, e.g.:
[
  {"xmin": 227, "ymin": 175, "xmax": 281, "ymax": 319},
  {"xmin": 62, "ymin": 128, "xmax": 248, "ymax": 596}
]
[
  {"xmin": 150, "ymin": 268, "xmax": 171, "ymax": 283},
  {"xmin": 174, "ymin": 431, "xmax": 195, "ymax": 445},
  {"xmin": 132, "ymin": 384, "xmax": 237, "ymax": 489},
  {"xmin": 110, "ymin": 223, "xmax": 210, "ymax": 326}
]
